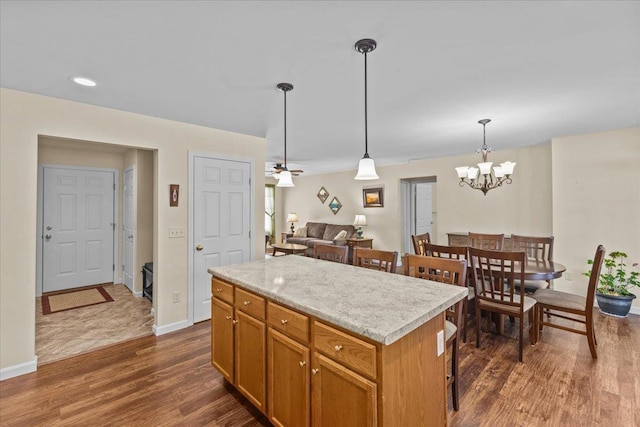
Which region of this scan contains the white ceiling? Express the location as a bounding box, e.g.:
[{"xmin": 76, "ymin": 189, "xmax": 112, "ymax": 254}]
[{"xmin": 2, "ymin": 1, "xmax": 639, "ymax": 176}]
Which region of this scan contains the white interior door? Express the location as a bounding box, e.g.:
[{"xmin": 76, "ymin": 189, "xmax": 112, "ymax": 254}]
[
  {"xmin": 193, "ymin": 156, "xmax": 252, "ymax": 322},
  {"xmin": 122, "ymin": 167, "xmax": 135, "ymax": 293},
  {"xmin": 415, "ymin": 182, "xmax": 433, "ymax": 236},
  {"xmin": 42, "ymin": 167, "xmax": 115, "ymax": 292}
]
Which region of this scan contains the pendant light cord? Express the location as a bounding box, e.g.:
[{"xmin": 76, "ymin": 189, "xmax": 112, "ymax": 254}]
[
  {"xmin": 283, "ymin": 89, "xmax": 287, "ymax": 168},
  {"xmin": 364, "ymin": 50, "xmax": 369, "ymax": 156}
]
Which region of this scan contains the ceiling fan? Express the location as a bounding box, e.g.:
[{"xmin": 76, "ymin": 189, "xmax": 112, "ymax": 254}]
[{"xmin": 267, "ymin": 163, "xmax": 304, "ymax": 177}]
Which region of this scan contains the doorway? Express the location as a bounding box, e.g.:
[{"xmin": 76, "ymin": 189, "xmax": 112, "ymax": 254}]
[
  {"xmin": 123, "ymin": 166, "xmax": 135, "ymax": 293},
  {"xmin": 189, "ymin": 153, "xmax": 254, "ymax": 323},
  {"xmin": 400, "ymin": 177, "xmax": 437, "ymax": 254}
]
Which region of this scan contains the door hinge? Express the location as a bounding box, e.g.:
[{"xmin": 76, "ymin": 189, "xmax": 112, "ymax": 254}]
[
  {"xmin": 113, "ymin": 183, "xmax": 116, "ymax": 190},
  {"xmin": 113, "ymin": 264, "xmax": 115, "ymax": 271},
  {"xmin": 111, "ymin": 223, "xmax": 116, "ymax": 230},
  {"xmin": 248, "ymin": 230, "xmax": 251, "ymax": 238}
]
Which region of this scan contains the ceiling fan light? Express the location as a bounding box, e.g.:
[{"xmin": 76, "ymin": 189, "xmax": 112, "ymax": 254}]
[
  {"xmin": 355, "ymin": 156, "xmax": 379, "ymax": 180},
  {"xmin": 276, "ymin": 170, "xmax": 294, "ymax": 187}
]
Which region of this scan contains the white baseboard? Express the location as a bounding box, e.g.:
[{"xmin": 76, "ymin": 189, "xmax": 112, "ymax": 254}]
[
  {"xmin": 153, "ymin": 319, "xmax": 192, "ymax": 336},
  {"xmin": 0, "ymin": 356, "xmax": 37, "ymax": 381},
  {"xmin": 133, "ymin": 290, "xmax": 143, "ymax": 298},
  {"xmin": 629, "ymin": 306, "xmax": 639, "ymax": 316}
]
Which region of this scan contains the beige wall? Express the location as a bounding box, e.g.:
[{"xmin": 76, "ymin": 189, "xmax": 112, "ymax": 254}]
[
  {"xmin": 552, "ymin": 128, "xmax": 640, "ymax": 310},
  {"xmin": 0, "ymin": 89, "xmax": 266, "ymax": 373},
  {"xmin": 280, "ymin": 143, "xmax": 553, "ymax": 252},
  {"xmin": 133, "ymin": 150, "xmax": 154, "ymax": 295}
]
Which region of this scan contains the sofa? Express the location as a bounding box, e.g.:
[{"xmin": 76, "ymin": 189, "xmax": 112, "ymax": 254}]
[{"xmin": 286, "ymin": 222, "xmax": 357, "ymax": 256}]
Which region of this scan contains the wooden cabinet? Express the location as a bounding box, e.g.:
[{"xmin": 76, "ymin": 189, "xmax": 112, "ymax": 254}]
[
  {"xmin": 211, "ymin": 277, "xmax": 447, "ymax": 426},
  {"xmin": 211, "ymin": 282, "xmax": 266, "ymax": 412},
  {"xmin": 268, "ymin": 328, "xmax": 310, "ymax": 427},
  {"xmin": 312, "ymin": 353, "xmax": 377, "ymax": 427}
]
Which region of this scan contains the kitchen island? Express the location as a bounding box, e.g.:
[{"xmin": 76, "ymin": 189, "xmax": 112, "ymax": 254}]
[{"xmin": 208, "ymin": 255, "xmax": 467, "ymax": 427}]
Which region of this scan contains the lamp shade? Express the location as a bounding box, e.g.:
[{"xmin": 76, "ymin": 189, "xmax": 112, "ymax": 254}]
[
  {"xmin": 353, "ymin": 215, "xmax": 367, "ymax": 227},
  {"xmin": 276, "ymin": 170, "xmax": 294, "ymax": 187},
  {"xmin": 286, "ymin": 213, "xmax": 298, "ymax": 223},
  {"xmin": 355, "ymin": 157, "xmax": 379, "ymax": 180}
]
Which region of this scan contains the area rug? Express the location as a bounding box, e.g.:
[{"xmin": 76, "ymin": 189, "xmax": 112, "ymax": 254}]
[{"xmin": 42, "ymin": 286, "xmax": 114, "ymax": 315}]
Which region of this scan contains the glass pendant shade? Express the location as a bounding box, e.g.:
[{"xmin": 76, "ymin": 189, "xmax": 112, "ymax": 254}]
[
  {"xmin": 478, "ymin": 162, "xmax": 493, "ymax": 175},
  {"xmin": 355, "ymin": 156, "xmax": 379, "ymax": 180},
  {"xmin": 500, "ymin": 161, "xmax": 516, "ymax": 175},
  {"xmin": 276, "ymin": 170, "xmax": 294, "ymax": 187},
  {"xmin": 455, "ymin": 166, "xmax": 469, "ymax": 178}
]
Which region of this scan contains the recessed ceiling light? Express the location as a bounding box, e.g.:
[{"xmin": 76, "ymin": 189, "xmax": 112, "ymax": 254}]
[{"xmin": 71, "ymin": 76, "xmax": 97, "ymax": 87}]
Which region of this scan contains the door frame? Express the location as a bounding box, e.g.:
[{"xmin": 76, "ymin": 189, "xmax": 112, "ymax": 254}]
[
  {"xmin": 187, "ymin": 151, "xmax": 255, "ymax": 325},
  {"xmin": 400, "ymin": 176, "xmax": 436, "ymax": 255},
  {"xmin": 122, "ymin": 165, "xmax": 137, "ymax": 295},
  {"xmin": 36, "ymin": 164, "xmax": 120, "ymax": 297}
]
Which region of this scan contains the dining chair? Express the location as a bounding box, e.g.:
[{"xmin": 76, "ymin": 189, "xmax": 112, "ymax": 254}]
[
  {"xmin": 468, "ymin": 247, "xmax": 536, "ymax": 363},
  {"xmin": 422, "ymin": 242, "xmax": 473, "ymax": 343},
  {"xmin": 352, "ymin": 247, "xmax": 398, "ymax": 273},
  {"xmin": 511, "ymin": 234, "xmax": 555, "ymax": 293},
  {"xmin": 411, "ymin": 232, "xmax": 432, "ymax": 255},
  {"xmin": 469, "ymin": 232, "xmax": 504, "ymax": 251},
  {"xmin": 532, "ymin": 245, "xmax": 605, "ymax": 359},
  {"xmin": 312, "ymin": 244, "xmax": 349, "ymax": 264},
  {"xmin": 404, "ymin": 254, "xmax": 467, "ymax": 411}
]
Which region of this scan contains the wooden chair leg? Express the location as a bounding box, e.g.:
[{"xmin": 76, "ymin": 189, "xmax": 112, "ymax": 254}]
[
  {"xmin": 528, "ymin": 309, "xmax": 536, "ymax": 345},
  {"xmin": 518, "ymin": 315, "xmax": 524, "ymax": 363},
  {"xmin": 476, "ymin": 308, "xmax": 482, "ymax": 349}
]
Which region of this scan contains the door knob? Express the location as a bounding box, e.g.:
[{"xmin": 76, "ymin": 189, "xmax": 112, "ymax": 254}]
[
  {"xmin": 128, "ymin": 235, "xmax": 134, "ymax": 239},
  {"xmin": 196, "ymin": 244, "xmax": 203, "ymax": 251},
  {"xmin": 44, "ymin": 234, "xmax": 52, "ymax": 240}
]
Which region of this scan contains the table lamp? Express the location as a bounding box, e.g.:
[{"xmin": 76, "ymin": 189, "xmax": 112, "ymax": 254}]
[
  {"xmin": 286, "ymin": 213, "xmax": 298, "ymax": 233},
  {"xmin": 353, "ymin": 214, "xmax": 367, "ymax": 239}
]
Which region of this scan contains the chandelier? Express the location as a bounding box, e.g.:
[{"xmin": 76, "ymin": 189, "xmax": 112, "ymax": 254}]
[{"xmin": 455, "ymin": 119, "xmax": 516, "ymax": 195}]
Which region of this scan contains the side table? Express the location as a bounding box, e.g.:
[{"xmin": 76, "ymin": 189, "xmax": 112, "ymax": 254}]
[
  {"xmin": 281, "ymin": 232, "xmax": 293, "ymax": 243},
  {"xmin": 346, "ymin": 237, "xmax": 373, "ymax": 264}
]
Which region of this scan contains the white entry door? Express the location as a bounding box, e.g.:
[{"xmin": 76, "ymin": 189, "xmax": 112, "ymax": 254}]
[
  {"xmin": 193, "ymin": 156, "xmax": 252, "ymax": 322},
  {"xmin": 415, "ymin": 182, "xmax": 433, "ymax": 236},
  {"xmin": 42, "ymin": 167, "xmax": 115, "ymax": 292},
  {"xmin": 122, "ymin": 167, "xmax": 135, "ymax": 293}
]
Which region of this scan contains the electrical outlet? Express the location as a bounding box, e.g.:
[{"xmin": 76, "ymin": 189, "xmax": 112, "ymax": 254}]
[
  {"xmin": 565, "ymin": 272, "xmax": 573, "ymax": 281},
  {"xmin": 436, "ymin": 330, "xmax": 444, "ymax": 356},
  {"xmin": 169, "ymin": 227, "xmax": 185, "ymax": 238},
  {"xmin": 172, "ymin": 291, "xmax": 180, "ymax": 303}
]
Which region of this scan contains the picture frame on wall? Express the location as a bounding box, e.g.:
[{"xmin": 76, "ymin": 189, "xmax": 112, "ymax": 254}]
[
  {"xmin": 363, "ymin": 187, "xmax": 383, "ymax": 208},
  {"xmin": 317, "ymin": 186, "xmax": 329, "ymax": 204},
  {"xmin": 328, "ymin": 197, "xmax": 342, "ymax": 215}
]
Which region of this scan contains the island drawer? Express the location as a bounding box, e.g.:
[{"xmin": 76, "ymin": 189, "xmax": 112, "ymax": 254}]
[
  {"xmin": 267, "ymin": 302, "xmax": 309, "ymax": 344},
  {"xmin": 313, "ymin": 321, "xmax": 377, "ymax": 379},
  {"xmin": 235, "ymin": 287, "xmax": 266, "ymax": 320},
  {"xmin": 212, "ymin": 278, "xmax": 234, "ymax": 304}
]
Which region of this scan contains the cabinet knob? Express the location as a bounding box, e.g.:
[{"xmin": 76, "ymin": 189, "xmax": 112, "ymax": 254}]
[
  {"xmin": 225, "ymin": 315, "xmax": 232, "ymax": 320},
  {"xmin": 280, "ymin": 319, "xmax": 288, "ymax": 325},
  {"xmin": 243, "ymin": 300, "xmax": 251, "ymax": 306},
  {"xmin": 334, "ymin": 345, "xmax": 343, "ymax": 352},
  {"xmin": 299, "ymin": 361, "xmax": 306, "ymax": 368},
  {"xmin": 312, "ymin": 368, "xmax": 319, "ymax": 375},
  {"xmin": 232, "ymin": 319, "xmax": 238, "ymax": 325},
  {"xmin": 216, "ymin": 288, "xmax": 222, "ymax": 293}
]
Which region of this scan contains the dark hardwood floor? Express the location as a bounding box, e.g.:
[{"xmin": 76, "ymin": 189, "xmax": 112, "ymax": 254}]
[{"xmin": 1, "ymin": 310, "xmax": 638, "ymax": 426}]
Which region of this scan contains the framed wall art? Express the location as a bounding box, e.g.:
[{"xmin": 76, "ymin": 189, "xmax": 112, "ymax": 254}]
[
  {"xmin": 317, "ymin": 186, "xmax": 329, "ymax": 204},
  {"xmin": 328, "ymin": 197, "xmax": 342, "ymax": 215},
  {"xmin": 363, "ymin": 187, "xmax": 383, "ymax": 208}
]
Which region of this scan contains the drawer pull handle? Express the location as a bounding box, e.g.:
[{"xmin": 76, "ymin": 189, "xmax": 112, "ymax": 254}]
[
  {"xmin": 216, "ymin": 288, "xmax": 222, "ymax": 293},
  {"xmin": 334, "ymin": 345, "xmax": 343, "ymax": 352},
  {"xmin": 243, "ymin": 300, "xmax": 251, "ymax": 306},
  {"xmin": 280, "ymin": 319, "xmax": 288, "ymax": 325},
  {"xmin": 299, "ymin": 361, "xmax": 306, "ymax": 368},
  {"xmin": 232, "ymin": 319, "xmax": 238, "ymax": 325},
  {"xmin": 225, "ymin": 315, "xmax": 232, "ymax": 320},
  {"xmin": 312, "ymin": 368, "xmax": 319, "ymax": 375}
]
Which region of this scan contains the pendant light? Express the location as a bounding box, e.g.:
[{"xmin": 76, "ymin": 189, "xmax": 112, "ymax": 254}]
[
  {"xmin": 354, "ymin": 38, "xmax": 380, "ymax": 180},
  {"xmin": 276, "ymin": 82, "xmax": 294, "ymax": 187}
]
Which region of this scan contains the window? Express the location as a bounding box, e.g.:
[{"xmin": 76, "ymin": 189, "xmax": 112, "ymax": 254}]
[{"xmin": 265, "ymin": 184, "xmax": 275, "ymax": 243}]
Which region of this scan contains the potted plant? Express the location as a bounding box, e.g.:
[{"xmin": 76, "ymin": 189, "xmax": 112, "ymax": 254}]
[{"xmin": 586, "ymin": 251, "xmax": 639, "ymax": 317}]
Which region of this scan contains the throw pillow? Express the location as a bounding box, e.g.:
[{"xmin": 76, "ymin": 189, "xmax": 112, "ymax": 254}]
[
  {"xmin": 334, "ymin": 230, "xmax": 347, "ymax": 240},
  {"xmin": 293, "ymin": 227, "xmax": 307, "ymax": 237}
]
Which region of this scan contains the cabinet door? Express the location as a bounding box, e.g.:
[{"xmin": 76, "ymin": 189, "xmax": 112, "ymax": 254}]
[
  {"xmin": 312, "ymin": 353, "xmax": 377, "ymax": 427},
  {"xmin": 235, "ymin": 310, "xmax": 266, "ymax": 412},
  {"xmin": 211, "ymin": 298, "xmax": 234, "ymax": 382},
  {"xmin": 268, "ymin": 329, "xmax": 310, "ymax": 427}
]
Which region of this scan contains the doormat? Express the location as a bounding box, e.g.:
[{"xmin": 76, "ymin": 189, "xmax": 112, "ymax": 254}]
[{"xmin": 42, "ymin": 286, "xmax": 114, "ymax": 315}]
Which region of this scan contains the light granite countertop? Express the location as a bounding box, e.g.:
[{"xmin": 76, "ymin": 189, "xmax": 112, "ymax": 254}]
[{"xmin": 208, "ymin": 255, "xmax": 467, "ymax": 345}]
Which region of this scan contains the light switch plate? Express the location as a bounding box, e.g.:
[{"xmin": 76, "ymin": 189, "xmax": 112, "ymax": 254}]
[
  {"xmin": 437, "ymin": 330, "xmax": 445, "ymax": 357},
  {"xmin": 169, "ymin": 227, "xmax": 185, "ymax": 238}
]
